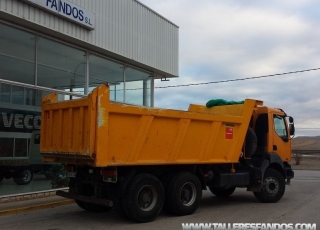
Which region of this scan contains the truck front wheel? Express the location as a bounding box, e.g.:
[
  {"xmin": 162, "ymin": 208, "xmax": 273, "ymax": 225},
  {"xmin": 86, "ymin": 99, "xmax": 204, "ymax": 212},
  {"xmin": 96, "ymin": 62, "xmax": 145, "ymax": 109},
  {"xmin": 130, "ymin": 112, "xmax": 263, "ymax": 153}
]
[
  {"xmin": 253, "ymin": 168, "xmax": 285, "ymax": 203},
  {"xmin": 122, "ymin": 174, "xmax": 164, "ymax": 223},
  {"xmin": 208, "ymin": 187, "xmax": 236, "ymax": 197},
  {"xmin": 13, "ymin": 168, "xmax": 33, "ymax": 185},
  {"xmin": 165, "ymin": 172, "xmax": 202, "ymax": 216}
]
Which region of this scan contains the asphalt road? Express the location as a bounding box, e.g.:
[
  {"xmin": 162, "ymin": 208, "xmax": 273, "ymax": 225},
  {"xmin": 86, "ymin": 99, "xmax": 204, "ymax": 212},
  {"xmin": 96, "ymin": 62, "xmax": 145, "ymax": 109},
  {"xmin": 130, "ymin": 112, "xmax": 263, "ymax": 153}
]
[{"xmin": 1, "ymin": 170, "xmax": 319, "ymax": 230}]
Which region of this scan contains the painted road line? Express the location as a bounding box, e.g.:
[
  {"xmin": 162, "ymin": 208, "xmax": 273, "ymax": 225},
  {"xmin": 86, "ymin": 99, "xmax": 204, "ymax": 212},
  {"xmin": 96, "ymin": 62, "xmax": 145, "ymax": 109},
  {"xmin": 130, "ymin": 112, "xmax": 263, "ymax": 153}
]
[{"xmin": 0, "ymin": 200, "xmax": 75, "ymax": 216}]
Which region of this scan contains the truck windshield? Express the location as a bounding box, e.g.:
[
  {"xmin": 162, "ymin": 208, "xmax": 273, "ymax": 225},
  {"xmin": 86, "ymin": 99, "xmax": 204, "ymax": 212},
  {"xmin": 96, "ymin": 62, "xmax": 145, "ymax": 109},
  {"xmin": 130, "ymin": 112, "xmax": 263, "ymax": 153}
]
[{"xmin": 273, "ymin": 115, "xmax": 288, "ymax": 140}]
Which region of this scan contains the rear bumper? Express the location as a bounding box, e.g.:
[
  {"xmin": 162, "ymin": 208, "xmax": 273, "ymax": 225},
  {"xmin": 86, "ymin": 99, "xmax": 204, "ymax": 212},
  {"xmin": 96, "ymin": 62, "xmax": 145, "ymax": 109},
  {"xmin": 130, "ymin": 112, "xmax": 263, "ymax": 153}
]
[{"xmin": 56, "ymin": 190, "xmax": 113, "ymax": 207}]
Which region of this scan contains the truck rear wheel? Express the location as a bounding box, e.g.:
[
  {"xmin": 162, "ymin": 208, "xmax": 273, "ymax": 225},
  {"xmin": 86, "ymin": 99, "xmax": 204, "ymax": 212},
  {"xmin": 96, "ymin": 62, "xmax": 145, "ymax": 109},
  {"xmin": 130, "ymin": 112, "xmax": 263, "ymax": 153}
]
[
  {"xmin": 208, "ymin": 187, "xmax": 236, "ymax": 197},
  {"xmin": 253, "ymin": 168, "xmax": 285, "ymax": 203},
  {"xmin": 164, "ymin": 172, "xmax": 202, "ymax": 216},
  {"xmin": 122, "ymin": 174, "xmax": 164, "ymax": 223},
  {"xmin": 13, "ymin": 168, "xmax": 33, "ymax": 185},
  {"xmin": 75, "ymin": 200, "xmax": 112, "ymax": 212}
]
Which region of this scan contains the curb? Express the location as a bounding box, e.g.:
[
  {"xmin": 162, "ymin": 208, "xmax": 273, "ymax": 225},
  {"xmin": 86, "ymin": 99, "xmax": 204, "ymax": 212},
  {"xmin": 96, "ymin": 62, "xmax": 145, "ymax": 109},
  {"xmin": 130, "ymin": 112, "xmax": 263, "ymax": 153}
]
[
  {"xmin": 0, "ymin": 189, "xmax": 68, "ymax": 204},
  {"xmin": 0, "ymin": 199, "xmax": 75, "ymax": 216}
]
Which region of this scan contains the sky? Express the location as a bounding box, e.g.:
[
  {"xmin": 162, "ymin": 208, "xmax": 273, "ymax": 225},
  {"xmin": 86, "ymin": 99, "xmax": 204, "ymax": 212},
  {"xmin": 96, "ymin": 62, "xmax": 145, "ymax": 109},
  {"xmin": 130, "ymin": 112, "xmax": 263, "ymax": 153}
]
[{"xmin": 139, "ymin": 0, "xmax": 320, "ymax": 137}]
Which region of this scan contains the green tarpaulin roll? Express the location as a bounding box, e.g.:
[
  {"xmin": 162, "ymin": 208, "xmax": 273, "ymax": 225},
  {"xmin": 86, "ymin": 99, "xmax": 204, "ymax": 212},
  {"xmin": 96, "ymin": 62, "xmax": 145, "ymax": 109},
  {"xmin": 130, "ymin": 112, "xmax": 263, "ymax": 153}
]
[{"xmin": 206, "ymin": 99, "xmax": 244, "ymax": 108}]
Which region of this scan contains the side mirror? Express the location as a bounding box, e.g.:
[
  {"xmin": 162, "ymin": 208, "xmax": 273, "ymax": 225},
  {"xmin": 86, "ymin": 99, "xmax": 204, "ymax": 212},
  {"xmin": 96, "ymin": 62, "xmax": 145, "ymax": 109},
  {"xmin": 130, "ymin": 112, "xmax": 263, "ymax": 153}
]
[
  {"xmin": 289, "ymin": 116, "xmax": 294, "ymax": 123},
  {"xmin": 289, "ymin": 124, "xmax": 295, "ymax": 136}
]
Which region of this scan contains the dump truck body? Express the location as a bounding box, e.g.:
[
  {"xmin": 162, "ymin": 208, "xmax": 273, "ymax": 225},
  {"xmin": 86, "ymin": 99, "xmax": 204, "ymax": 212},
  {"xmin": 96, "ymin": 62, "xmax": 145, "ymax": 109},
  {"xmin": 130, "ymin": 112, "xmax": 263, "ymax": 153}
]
[
  {"xmin": 40, "ymin": 84, "xmax": 294, "ymax": 223},
  {"xmin": 41, "ymin": 85, "xmax": 261, "ymax": 166}
]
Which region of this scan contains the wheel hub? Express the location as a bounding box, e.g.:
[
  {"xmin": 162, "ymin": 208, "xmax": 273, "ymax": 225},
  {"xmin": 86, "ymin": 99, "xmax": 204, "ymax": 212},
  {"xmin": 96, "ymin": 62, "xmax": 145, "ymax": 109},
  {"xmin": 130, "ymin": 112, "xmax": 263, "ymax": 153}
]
[
  {"xmin": 180, "ymin": 182, "xmax": 196, "ymax": 206},
  {"xmin": 138, "ymin": 185, "xmax": 157, "ymax": 211},
  {"xmin": 142, "ymin": 192, "xmax": 151, "ymax": 203},
  {"xmin": 182, "ymin": 188, "xmax": 191, "ymax": 200},
  {"xmin": 264, "ymin": 177, "xmax": 279, "ymax": 195}
]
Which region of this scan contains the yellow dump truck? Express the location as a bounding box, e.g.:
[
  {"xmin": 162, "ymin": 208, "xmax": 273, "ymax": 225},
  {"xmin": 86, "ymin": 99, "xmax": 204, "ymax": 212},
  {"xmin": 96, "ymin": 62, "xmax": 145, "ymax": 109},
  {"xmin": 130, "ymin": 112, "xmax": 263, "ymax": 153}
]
[{"xmin": 40, "ymin": 84, "xmax": 294, "ymax": 223}]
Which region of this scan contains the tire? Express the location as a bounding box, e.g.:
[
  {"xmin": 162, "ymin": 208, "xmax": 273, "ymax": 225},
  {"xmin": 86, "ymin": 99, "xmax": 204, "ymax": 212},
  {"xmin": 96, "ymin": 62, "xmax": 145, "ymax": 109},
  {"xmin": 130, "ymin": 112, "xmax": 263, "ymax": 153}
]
[
  {"xmin": 208, "ymin": 187, "xmax": 236, "ymax": 197},
  {"xmin": 244, "ymin": 127, "xmax": 257, "ymax": 157},
  {"xmin": 253, "ymin": 168, "xmax": 285, "ymax": 203},
  {"xmin": 75, "ymin": 200, "xmax": 112, "ymax": 212},
  {"xmin": 164, "ymin": 172, "xmax": 202, "ymax": 216},
  {"xmin": 13, "ymin": 168, "xmax": 33, "ymax": 185},
  {"xmin": 122, "ymin": 174, "xmax": 164, "ymax": 223},
  {"xmin": 0, "ymin": 174, "xmax": 4, "ymax": 183}
]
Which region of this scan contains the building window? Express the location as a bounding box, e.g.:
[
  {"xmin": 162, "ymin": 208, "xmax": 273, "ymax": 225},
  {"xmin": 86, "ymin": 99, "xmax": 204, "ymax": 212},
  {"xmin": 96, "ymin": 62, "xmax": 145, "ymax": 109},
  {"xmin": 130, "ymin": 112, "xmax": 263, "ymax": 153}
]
[
  {"xmin": 89, "ymin": 54, "xmax": 124, "ymax": 102},
  {"xmin": 25, "ymin": 88, "xmax": 36, "ymax": 106},
  {"xmin": 0, "ymin": 84, "xmax": 44, "ymax": 107},
  {"xmin": 126, "ymin": 67, "xmax": 151, "ymax": 106},
  {"xmin": 0, "ymin": 84, "xmax": 11, "ymax": 103},
  {"xmin": 0, "ymin": 138, "xmax": 14, "ymax": 158},
  {"xmin": 0, "ymin": 21, "xmax": 156, "ymax": 196},
  {"xmin": 11, "ymin": 86, "xmax": 24, "ymax": 105},
  {"xmin": 0, "ymin": 23, "xmax": 35, "ymax": 85},
  {"xmin": 37, "ymin": 37, "xmax": 86, "ymax": 95}
]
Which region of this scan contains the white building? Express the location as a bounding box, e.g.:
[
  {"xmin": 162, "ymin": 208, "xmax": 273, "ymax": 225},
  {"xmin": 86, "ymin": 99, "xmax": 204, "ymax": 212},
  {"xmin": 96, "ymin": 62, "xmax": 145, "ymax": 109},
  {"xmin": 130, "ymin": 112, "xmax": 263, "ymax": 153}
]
[{"xmin": 0, "ymin": 0, "xmax": 179, "ymax": 196}]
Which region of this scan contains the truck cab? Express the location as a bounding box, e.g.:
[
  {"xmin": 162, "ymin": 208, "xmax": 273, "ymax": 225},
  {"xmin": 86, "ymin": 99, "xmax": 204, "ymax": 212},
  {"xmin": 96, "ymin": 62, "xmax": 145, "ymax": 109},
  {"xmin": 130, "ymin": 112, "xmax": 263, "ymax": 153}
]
[{"xmin": 251, "ymin": 106, "xmax": 294, "ymax": 181}]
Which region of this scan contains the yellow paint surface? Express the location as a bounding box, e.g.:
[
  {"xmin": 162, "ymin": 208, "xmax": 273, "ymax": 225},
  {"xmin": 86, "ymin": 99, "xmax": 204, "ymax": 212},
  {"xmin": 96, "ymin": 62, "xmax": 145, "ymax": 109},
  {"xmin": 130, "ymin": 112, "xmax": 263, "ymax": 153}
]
[{"xmin": 41, "ymin": 84, "xmax": 262, "ymax": 167}]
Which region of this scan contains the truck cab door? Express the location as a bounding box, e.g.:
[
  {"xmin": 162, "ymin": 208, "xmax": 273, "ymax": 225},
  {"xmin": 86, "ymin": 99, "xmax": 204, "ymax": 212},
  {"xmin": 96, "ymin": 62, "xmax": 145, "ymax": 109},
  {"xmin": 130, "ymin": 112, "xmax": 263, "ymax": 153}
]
[
  {"xmin": 272, "ymin": 115, "xmax": 292, "ymax": 162},
  {"xmin": 29, "ymin": 130, "xmax": 42, "ymax": 164}
]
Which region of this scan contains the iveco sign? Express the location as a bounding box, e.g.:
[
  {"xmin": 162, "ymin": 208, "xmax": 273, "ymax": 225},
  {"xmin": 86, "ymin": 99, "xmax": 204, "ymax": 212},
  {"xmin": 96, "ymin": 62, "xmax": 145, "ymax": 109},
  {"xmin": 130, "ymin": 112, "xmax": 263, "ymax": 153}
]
[
  {"xmin": 0, "ymin": 109, "xmax": 41, "ymax": 133},
  {"xmin": 20, "ymin": 0, "xmax": 95, "ymax": 30}
]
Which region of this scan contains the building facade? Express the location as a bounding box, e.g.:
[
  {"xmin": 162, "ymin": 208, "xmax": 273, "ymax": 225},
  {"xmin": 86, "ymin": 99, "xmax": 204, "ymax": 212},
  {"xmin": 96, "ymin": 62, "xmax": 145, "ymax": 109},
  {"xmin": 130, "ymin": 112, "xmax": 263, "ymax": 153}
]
[{"xmin": 0, "ymin": 0, "xmax": 179, "ymax": 197}]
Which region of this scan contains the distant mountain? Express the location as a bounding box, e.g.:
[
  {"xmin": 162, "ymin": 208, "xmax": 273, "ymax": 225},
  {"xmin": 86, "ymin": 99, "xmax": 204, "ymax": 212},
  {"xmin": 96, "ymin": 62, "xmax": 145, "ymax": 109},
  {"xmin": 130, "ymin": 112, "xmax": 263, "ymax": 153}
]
[{"xmin": 292, "ymin": 136, "xmax": 320, "ymax": 152}]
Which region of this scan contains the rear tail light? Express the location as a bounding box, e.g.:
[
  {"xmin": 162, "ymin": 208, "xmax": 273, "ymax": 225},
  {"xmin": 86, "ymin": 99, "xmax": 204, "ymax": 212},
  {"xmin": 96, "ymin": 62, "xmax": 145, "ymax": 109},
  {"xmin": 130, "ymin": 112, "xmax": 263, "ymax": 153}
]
[{"xmin": 100, "ymin": 167, "xmax": 117, "ymax": 183}]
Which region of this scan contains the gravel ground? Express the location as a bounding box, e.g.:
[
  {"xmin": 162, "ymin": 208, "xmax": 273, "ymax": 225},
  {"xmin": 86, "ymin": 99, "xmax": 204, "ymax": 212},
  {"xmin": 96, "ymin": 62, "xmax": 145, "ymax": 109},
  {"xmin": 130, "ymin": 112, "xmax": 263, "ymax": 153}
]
[{"xmin": 291, "ymin": 155, "xmax": 320, "ymax": 171}]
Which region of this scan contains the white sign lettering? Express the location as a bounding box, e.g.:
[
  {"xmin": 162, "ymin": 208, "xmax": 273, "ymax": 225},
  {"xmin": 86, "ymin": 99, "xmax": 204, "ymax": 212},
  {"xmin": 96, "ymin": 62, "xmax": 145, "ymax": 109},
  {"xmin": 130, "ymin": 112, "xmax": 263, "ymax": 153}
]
[{"xmin": 1, "ymin": 112, "xmax": 41, "ymax": 130}]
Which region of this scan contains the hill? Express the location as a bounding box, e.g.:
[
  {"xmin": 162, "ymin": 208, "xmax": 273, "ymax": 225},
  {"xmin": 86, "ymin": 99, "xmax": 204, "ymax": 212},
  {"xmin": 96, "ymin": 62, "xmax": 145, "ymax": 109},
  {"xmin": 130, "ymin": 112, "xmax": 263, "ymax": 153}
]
[{"xmin": 292, "ymin": 136, "xmax": 320, "ymax": 153}]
